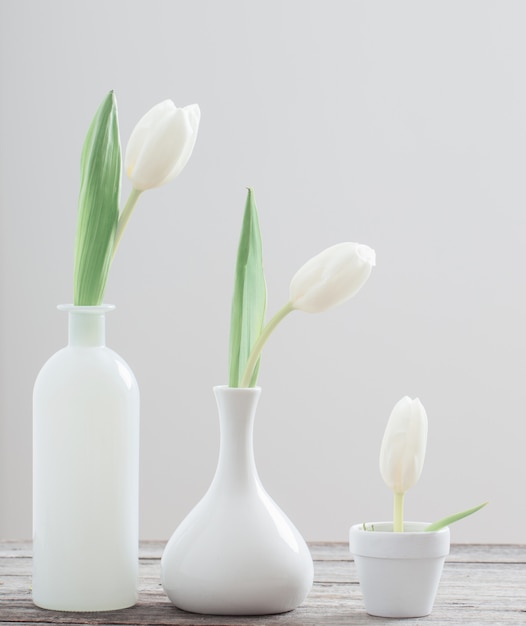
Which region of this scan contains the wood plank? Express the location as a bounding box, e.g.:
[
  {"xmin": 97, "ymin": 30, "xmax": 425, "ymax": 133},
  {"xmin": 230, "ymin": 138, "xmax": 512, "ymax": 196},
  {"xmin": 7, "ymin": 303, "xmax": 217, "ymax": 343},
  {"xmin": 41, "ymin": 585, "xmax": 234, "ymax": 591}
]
[
  {"xmin": 0, "ymin": 542, "xmax": 525, "ymax": 625},
  {"xmin": 308, "ymin": 541, "xmax": 526, "ymax": 564},
  {"xmin": 2, "ymin": 540, "xmax": 523, "ymax": 562}
]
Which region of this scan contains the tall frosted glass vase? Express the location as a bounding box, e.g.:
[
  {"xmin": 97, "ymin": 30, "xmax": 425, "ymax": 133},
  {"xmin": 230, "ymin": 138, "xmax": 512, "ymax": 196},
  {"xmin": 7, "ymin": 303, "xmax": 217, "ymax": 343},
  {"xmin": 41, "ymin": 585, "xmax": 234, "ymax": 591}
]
[
  {"xmin": 32, "ymin": 305, "xmax": 140, "ymax": 611},
  {"xmin": 161, "ymin": 385, "xmax": 314, "ymax": 615}
]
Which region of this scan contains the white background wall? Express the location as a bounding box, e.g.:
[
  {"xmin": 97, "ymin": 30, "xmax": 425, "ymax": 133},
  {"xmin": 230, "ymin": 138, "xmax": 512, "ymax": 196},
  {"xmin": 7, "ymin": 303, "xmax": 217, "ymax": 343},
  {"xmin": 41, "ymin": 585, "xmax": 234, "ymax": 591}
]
[{"xmin": 1, "ymin": 0, "xmax": 525, "ymax": 544}]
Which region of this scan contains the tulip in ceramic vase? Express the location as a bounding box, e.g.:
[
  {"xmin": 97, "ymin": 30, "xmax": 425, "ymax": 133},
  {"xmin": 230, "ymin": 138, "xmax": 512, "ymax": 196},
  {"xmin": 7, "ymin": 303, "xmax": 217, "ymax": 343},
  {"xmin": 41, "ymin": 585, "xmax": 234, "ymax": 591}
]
[
  {"xmin": 32, "ymin": 305, "xmax": 140, "ymax": 611},
  {"xmin": 161, "ymin": 386, "xmax": 313, "ymax": 615},
  {"xmin": 349, "ymin": 522, "xmax": 450, "ymax": 618}
]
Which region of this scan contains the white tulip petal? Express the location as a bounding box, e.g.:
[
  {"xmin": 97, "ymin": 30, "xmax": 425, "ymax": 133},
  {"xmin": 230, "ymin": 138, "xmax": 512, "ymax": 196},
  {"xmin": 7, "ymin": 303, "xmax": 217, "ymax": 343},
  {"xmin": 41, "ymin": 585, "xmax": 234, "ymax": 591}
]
[
  {"xmin": 124, "ymin": 100, "xmax": 200, "ymax": 190},
  {"xmin": 289, "ymin": 242, "xmax": 376, "ymax": 313},
  {"xmin": 159, "ymin": 105, "xmax": 200, "ymax": 184},
  {"xmin": 379, "ymin": 396, "xmax": 428, "ymax": 494},
  {"xmin": 130, "ymin": 113, "xmax": 188, "ymax": 189},
  {"xmin": 124, "ymin": 100, "xmax": 175, "ymax": 174}
]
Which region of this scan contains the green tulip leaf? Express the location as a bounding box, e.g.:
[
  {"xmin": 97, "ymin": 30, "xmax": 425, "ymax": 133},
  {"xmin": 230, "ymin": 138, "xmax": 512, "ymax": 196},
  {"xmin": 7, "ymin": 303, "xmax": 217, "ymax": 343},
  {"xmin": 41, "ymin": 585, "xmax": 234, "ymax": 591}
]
[
  {"xmin": 74, "ymin": 91, "xmax": 121, "ymax": 305},
  {"xmin": 425, "ymin": 501, "xmax": 488, "ymax": 532},
  {"xmin": 228, "ymin": 188, "xmax": 267, "ymax": 387}
]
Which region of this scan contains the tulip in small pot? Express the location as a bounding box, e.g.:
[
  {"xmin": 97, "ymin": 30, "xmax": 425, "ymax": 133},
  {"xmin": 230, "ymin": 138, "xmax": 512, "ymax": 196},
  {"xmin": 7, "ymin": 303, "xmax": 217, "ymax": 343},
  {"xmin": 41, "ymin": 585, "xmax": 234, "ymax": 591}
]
[
  {"xmin": 349, "ymin": 397, "xmax": 487, "ymax": 618},
  {"xmin": 349, "ymin": 522, "xmax": 450, "ymax": 618}
]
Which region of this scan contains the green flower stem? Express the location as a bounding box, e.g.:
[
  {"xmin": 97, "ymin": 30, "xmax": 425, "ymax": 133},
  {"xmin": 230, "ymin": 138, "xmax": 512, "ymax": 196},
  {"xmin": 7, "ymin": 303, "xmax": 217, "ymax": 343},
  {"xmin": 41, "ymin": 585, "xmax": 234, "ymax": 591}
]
[
  {"xmin": 112, "ymin": 188, "xmax": 143, "ymax": 259},
  {"xmin": 393, "ymin": 492, "xmax": 405, "ymax": 532},
  {"xmin": 239, "ymin": 301, "xmax": 295, "ymax": 388}
]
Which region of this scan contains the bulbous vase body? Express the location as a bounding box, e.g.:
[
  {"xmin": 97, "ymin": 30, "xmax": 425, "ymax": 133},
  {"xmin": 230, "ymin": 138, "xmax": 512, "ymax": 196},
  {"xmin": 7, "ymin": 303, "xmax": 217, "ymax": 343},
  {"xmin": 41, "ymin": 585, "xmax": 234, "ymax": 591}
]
[
  {"xmin": 32, "ymin": 305, "xmax": 140, "ymax": 611},
  {"xmin": 161, "ymin": 386, "xmax": 313, "ymax": 615}
]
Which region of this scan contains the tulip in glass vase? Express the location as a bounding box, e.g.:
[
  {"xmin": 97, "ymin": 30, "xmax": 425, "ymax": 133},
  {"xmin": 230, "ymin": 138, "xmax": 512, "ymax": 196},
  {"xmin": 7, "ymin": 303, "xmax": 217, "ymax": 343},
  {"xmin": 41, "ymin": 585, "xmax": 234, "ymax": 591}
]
[
  {"xmin": 349, "ymin": 397, "xmax": 488, "ymax": 618},
  {"xmin": 161, "ymin": 189, "xmax": 376, "ymax": 615},
  {"xmin": 32, "ymin": 92, "xmax": 200, "ymax": 611}
]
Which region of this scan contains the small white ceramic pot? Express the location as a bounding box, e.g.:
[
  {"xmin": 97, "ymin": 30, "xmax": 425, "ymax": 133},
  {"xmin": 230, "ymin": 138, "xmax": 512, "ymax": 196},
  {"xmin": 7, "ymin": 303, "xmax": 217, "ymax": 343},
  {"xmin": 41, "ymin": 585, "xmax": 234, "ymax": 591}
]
[{"xmin": 349, "ymin": 521, "xmax": 450, "ymax": 618}]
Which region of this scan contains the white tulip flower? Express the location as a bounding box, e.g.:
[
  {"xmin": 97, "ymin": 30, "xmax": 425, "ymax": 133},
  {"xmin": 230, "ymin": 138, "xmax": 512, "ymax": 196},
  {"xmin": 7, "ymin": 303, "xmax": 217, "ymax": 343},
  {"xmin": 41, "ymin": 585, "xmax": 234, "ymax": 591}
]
[
  {"xmin": 289, "ymin": 242, "xmax": 376, "ymax": 313},
  {"xmin": 379, "ymin": 396, "xmax": 428, "ymax": 532},
  {"xmin": 125, "ymin": 100, "xmax": 200, "ymax": 191},
  {"xmin": 112, "ymin": 100, "xmax": 201, "ymax": 257},
  {"xmin": 239, "ymin": 241, "xmax": 375, "ymax": 387}
]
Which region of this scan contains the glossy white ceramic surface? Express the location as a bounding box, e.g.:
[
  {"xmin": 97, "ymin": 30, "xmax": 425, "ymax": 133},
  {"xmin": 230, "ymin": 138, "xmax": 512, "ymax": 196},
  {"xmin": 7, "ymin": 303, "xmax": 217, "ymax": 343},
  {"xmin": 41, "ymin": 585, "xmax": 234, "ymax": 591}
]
[
  {"xmin": 161, "ymin": 386, "xmax": 313, "ymax": 615},
  {"xmin": 349, "ymin": 522, "xmax": 450, "ymax": 618}
]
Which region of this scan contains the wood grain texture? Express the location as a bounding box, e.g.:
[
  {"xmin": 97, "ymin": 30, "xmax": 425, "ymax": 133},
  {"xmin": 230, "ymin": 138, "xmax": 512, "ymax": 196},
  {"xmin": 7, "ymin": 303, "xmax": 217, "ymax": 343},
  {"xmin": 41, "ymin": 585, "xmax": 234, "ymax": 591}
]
[{"xmin": 0, "ymin": 542, "xmax": 524, "ymax": 625}]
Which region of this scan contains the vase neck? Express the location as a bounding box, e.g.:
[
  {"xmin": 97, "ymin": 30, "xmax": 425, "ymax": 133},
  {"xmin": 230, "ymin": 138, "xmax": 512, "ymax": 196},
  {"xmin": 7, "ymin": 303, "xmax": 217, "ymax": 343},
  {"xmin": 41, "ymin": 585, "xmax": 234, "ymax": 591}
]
[
  {"xmin": 58, "ymin": 305, "xmax": 115, "ymax": 347},
  {"xmin": 213, "ymin": 386, "xmax": 262, "ymax": 489}
]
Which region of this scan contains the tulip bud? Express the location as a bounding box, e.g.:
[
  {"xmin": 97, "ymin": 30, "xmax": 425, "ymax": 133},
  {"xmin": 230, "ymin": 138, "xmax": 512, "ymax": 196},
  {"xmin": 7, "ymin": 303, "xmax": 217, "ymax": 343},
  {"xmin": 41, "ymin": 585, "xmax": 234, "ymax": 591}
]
[
  {"xmin": 288, "ymin": 242, "xmax": 376, "ymax": 314},
  {"xmin": 124, "ymin": 100, "xmax": 200, "ymax": 190},
  {"xmin": 379, "ymin": 396, "xmax": 428, "ymax": 495}
]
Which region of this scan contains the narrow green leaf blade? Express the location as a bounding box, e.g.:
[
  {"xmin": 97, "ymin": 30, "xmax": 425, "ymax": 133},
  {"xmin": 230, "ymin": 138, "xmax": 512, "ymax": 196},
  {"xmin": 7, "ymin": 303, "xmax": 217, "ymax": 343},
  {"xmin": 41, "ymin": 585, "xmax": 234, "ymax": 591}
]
[
  {"xmin": 73, "ymin": 91, "xmax": 121, "ymax": 305},
  {"xmin": 425, "ymin": 502, "xmax": 488, "ymax": 532},
  {"xmin": 228, "ymin": 188, "xmax": 267, "ymax": 387}
]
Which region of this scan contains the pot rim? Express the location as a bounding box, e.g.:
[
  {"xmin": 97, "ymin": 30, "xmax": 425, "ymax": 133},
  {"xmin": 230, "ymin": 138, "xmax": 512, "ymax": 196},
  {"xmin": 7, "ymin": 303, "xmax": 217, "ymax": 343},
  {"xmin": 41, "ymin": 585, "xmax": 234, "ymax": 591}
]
[
  {"xmin": 349, "ymin": 522, "xmax": 450, "ymax": 559},
  {"xmin": 352, "ymin": 521, "xmax": 449, "ymax": 534}
]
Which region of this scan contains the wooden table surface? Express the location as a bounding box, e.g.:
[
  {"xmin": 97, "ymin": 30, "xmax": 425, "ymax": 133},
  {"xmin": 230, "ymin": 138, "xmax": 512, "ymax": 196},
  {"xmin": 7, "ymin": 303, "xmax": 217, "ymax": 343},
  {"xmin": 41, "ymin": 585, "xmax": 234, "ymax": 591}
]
[{"xmin": 0, "ymin": 541, "xmax": 524, "ymax": 625}]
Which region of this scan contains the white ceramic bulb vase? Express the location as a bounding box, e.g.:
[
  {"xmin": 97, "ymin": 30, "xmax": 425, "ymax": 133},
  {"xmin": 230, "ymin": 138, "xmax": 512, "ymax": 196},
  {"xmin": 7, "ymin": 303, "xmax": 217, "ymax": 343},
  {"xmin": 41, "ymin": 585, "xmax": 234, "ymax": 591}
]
[
  {"xmin": 349, "ymin": 522, "xmax": 450, "ymax": 618},
  {"xmin": 32, "ymin": 305, "xmax": 140, "ymax": 611},
  {"xmin": 161, "ymin": 385, "xmax": 314, "ymax": 615}
]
